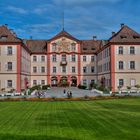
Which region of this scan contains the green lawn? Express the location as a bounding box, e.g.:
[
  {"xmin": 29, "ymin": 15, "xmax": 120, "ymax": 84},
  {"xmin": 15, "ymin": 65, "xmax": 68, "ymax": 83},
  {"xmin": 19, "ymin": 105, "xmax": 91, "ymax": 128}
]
[{"xmin": 0, "ymin": 98, "xmax": 140, "ymax": 140}]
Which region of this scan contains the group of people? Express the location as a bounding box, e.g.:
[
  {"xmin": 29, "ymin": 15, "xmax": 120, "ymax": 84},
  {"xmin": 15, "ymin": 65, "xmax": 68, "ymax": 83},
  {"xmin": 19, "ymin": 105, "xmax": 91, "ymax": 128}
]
[
  {"xmin": 63, "ymin": 89, "xmax": 73, "ymax": 98},
  {"xmin": 35, "ymin": 90, "xmax": 45, "ymax": 98}
]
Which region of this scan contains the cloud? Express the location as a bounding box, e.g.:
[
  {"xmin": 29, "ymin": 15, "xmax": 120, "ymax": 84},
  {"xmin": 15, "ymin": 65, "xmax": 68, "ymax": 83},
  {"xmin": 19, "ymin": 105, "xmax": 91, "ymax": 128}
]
[
  {"xmin": 6, "ymin": 6, "xmax": 28, "ymax": 14},
  {"xmin": 53, "ymin": 0, "xmax": 121, "ymax": 6}
]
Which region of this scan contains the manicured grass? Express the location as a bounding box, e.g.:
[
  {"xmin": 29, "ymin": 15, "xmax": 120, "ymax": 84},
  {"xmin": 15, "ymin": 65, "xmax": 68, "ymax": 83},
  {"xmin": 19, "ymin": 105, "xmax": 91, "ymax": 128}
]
[{"xmin": 0, "ymin": 98, "xmax": 140, "ymax": 140}]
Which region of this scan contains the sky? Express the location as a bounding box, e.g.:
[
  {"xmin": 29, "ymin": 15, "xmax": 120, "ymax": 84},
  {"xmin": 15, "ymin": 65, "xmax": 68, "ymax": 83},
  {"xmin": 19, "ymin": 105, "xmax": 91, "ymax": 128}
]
[{"xmin": 0, "ymin": 0, "xmax": 140, "ymax": 40}]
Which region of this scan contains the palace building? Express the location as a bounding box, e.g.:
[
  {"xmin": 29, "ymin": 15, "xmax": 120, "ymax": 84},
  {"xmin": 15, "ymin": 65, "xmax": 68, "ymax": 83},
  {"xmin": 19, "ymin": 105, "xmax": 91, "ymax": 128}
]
[{"xmin": 0, "ymin": 24, "xmax": 140, "ymax": 92}]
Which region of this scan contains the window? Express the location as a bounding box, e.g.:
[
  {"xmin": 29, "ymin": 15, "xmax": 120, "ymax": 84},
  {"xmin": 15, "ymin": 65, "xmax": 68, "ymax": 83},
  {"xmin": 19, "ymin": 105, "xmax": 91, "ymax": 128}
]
[
  {"xmin": 91, "ymin": 66, "xmax": 95, "ymax": 73},
  {"xmin": 33, "ymin": 67, "xmax": 37, "ymax": 73},
  {"xmin": 72, "ymin": 67, "xmax": 75, "ymax": 73},
  {"xmin": 83, "ymin": 48, "xmax": 87, "ymax": 50},
  {"xmin": 91, "ymin": 56, "xmax": 94, "ymax": 62},
  {"xmin": 130, "ymin": 61, "xmax": 135, "ymax": 69},
  {"xmin": 92, "ymin": 48, "xmax": 96, "ymax": 51},
  {"xmin": 7, "ymin": 62, "xmax": 12, "ymax": 71},
  {"xmin": 41, "ymin": 56, "xmax": 45, "ymax": 62},
  {"xmin": 33, "ymin": 56, "xmax": 37, "ymax": 62},
  {"xmin": 7, "ymin": 46, "xmax": 12, "ymax": 55},
  {"xmin": 83, "ymin": 79, "xmax": 87, "ymax": 85},
  {"xmin": 130, "ymin": 46, "xmax": 135, "ymax": 54},
  {"xmin": 52, "ymin": 43, "xmax": 57, "ymax": 51},
  {"xmin": 62, "ymin": 55, "xmax": 66, "ymax": 61},
  {"xmin": 119, "ymin": 79, "xmax": 124, "ymax": 87},
  {"xmin": 53, "ymin": 67, "xmax": 57, "ymax": 73},
  {"xmin": 52, "ymin": 55, "xmax": 57, "ymax": 62},
  {"xmin": 0, "ymin": 35, "xmax": 7, "ymax": 40},
  {"xmin": 41, "ymin": 67, "xmax": 45, "ymax": 73},
  {"xmin": 118, "ymin": 46, "xmax": 123, "ymax": 54},
  {"xmin": 62, "ymin": 66, "xmax": 66, "ymax": 73},
  {"xmin": 33, "ymin": 80, "xmax": 37, "ymax": 85},
  {"xmin": 71, "ymin": 43, "xmax": 76, "ymax": 51},
  {"xmin": 41, "ymin": 80, "xmax": 45, "ymax": 85},
  {"xmin": 72, "ymin": 55, "xmax": 76, "ymax": 62},
  {"xmin": 7, "ymin": 80, "xmax": 12, "ymax": 88},
  {"xmin": 120, "ymin": 35, "xmax": 127, "ymax": 39},
  {"xmin": 83, "ymin": 56, "xmax": 86, "ymax": 62},
  {"xmin": 83, "ymin": 67, "xmax": 87, "ymax": 73},
  {"xmin": 119, "ymin": 61, "xmax": 124, "ymax": 70},
  {"xmin": 91, "ymin": 80, "xmax": 95, "ymax": 84},
  {"xmin": 130, "ymin": 79, "xmax": 136, "ymax": 87}
]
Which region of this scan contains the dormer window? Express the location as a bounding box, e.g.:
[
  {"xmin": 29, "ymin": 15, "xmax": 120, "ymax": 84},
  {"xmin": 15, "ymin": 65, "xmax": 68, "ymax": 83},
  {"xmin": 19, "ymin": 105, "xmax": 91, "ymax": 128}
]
[
  {"xmin": 133, "ymin": 36, "xmax": 140, "ymax": 39},
  {"xmin": 92, "ymin": 48, "xmax": 96, "ymax": 51},
  {"xmin": 120, "ymin": 35, "xmax": 127, "ymax": 39},
  {"xmin": 0, "ymin": 35, "xmax": 8, "ymax": 40},
  {"xmin": 83, "ymin": 48, "xmax": 87, "ymax": 50}
]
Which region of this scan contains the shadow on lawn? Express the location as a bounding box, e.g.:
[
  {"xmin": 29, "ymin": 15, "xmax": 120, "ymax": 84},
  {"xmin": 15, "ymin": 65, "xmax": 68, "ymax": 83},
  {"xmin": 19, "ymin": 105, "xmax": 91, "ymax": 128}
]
[{"xmin": 0, "ymin": 134, "xmax": 73, "ymax": 140}]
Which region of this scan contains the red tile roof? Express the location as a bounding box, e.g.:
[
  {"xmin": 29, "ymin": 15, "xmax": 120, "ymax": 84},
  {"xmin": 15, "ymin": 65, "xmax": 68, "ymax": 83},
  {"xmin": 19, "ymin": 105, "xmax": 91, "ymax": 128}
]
[
  {"xmin": 26, "ymin": 40, "xmax": 47, "ymax": 53},
  {"xmin": 0, "ymin": 25, "xmax": 22, "ymax": 43},
  {"xmin": 48, "ymin": 30, "xmax": 79, "ymax": 42},
  {"xmin": 109, "ymin": 25, "xmax": 140, "ymax": 43},
  {"xmin": 80, "ymin": 40, "xmax": 102, "ymax": 53}
]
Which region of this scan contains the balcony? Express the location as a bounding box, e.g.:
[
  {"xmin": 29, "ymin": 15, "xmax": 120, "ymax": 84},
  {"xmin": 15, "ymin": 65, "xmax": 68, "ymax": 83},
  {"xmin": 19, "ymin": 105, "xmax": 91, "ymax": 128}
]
[{"xmin": 60, "ymin": 61, "xmax": 67, "ymax": 66}]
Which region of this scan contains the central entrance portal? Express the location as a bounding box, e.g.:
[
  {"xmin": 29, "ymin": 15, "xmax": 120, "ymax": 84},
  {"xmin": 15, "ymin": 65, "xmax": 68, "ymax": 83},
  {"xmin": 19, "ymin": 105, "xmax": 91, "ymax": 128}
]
[
  {"xmin": 51, "ymin": 76, "xmax": 58, "ymax": 87},
  {"xmin": 71, "ymin": 76, "xmax": 77, "ymax": 87},
  {"xmin": 59, "ymin": 76, "xmax": 69, "ymax": 87}
]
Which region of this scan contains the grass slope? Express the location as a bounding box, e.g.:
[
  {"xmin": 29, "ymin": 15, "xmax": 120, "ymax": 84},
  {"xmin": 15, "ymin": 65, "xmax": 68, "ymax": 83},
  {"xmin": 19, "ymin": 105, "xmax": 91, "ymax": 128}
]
[{"xmin": 0, "ymin": 98, "xmax": 139, "ymax": 140}]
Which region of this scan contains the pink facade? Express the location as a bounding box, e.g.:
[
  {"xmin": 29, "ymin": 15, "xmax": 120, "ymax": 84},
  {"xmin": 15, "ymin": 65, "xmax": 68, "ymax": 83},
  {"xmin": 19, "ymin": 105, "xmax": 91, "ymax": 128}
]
[{"xmin": 1, "ymin": 24, "xmax": 140, "ymax": 92}]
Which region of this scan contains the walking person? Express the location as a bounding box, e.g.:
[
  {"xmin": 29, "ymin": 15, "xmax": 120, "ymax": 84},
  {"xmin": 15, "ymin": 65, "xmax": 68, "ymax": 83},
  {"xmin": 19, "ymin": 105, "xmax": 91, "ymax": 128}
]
[
  {"xmin": 70, "ymin": 91, "xmax": 72, "ymax": 98},
  {"xmin": 67, "ymin": 91, "xmax": 70, "ymax": 98},
  {"xmin": 63, "ymin": 89, "xmax": 66, "ymax": 97}
]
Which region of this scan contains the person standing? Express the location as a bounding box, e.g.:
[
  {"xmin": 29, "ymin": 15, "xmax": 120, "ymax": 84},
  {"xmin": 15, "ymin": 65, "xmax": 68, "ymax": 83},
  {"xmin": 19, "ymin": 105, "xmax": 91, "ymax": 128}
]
[{"xmin": 63, "ymin": 89, "xmax": 66, "ymax": 97}]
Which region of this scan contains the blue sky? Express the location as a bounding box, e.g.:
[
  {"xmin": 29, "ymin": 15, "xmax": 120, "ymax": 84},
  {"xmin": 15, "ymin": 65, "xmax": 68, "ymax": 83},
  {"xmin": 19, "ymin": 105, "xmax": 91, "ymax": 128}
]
[{"xmin": 0, "ymin": 0, "xmax": 140, "ymax": 40}]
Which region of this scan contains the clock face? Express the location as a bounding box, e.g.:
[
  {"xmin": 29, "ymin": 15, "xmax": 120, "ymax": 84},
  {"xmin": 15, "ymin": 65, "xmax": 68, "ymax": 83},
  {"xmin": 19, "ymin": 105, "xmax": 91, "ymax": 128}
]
[{"xmin": 57, "ymin": 38, "xmax": 70, "ymax": 52}]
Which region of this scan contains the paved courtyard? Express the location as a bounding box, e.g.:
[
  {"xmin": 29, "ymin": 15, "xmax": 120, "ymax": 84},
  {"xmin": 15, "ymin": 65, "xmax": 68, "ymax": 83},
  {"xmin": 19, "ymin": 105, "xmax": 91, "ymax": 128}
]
[{"xmin": 42, "ymin": 87, "xmax": 101, "ymax": 98}]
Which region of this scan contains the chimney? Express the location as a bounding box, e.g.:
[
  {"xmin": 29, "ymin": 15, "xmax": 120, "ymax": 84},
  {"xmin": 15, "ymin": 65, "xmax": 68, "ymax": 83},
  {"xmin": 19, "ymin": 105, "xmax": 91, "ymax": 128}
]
[
  {"xmin": 4, "ymin": 24, "xmax": 8, "ymax": 27},
  {"xmin": 112, "ymin": 32, "xmax": 115, "ymax": 36},
  {"xmin": 93, "ymin": 36, "xmax": 97, "ymax": 40},
  {"xmin": 121, "ymin": 23, "xmax": 125, "ymax": 28}
]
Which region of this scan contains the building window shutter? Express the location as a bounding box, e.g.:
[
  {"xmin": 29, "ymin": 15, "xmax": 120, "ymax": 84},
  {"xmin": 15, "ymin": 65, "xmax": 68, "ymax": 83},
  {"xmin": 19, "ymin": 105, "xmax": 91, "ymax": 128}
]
[
  {"xmin": 136, "ymin": 47, "xmax": 139, "ymax": 55},
  {"xmin": 13, "ymin": 47, "xmax": 15, "ymax": 55},
  {"xmin": 128, "ymin": 62, "xmax": 130, "ymax": 69},
  {"xmin": 5, "ymin": 46, "xmax": 7, "ymax": 55},
  {"xmin": 128, "ymin": 47, "xmax": 130, "ymax": 55},
  {"xmin": 13, "ymin": 61, "xmax": 16, "ymax": 71},
  {"xmin": 5, "ymin": 63, "xmax": 7, "ymax": 71},
  {"xmin": 13, "ymin": 80, "xmax": 15, "ymax": 89},
  {"xmin": 117, "ymin": 79, "xmax": 119, "ymax": 87},
  {"xmin": 5, "ymin": 80, "xmax": 7, "ymax": 88},
  {"xmin": 116, "ymin": 61, "xmax": 119, "ymax": 70},
  {"xmin": 124, "ymin": 61, "xmax": 126, "ymax": 69},
  {"xmin": 116, "ymin": 47, "xmax": 118, "ymax": 55}
]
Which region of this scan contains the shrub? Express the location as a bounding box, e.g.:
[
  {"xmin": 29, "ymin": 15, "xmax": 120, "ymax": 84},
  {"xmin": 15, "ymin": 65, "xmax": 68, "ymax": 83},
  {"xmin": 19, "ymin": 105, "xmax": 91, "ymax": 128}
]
[
  {"xmin": 127, "ymin": 86, "xmax": 131, "ymax": 90},
  {"xmin": 84, "ymin": 95, "xmax": 89, "ymax": 99},
  {"xmin": 89, "ymin": 83, "xmax": 98, "ymax": 89},
  {"xmin": 51, "ymin": 96, "xmax": 57, "ymax": 100},
  {"xmin": 1, "ymin": 88, "xmax": 5, "ymax": 92},
  {"xmin": 10, "ymin": 88, "xmax": 15, "ymax": 93},
  {"xmin": 58, "ymin": 81, "xmax": 70, "ymax": 87},
  {"xmin": 78, "ymin": 84, "xmax": 87, "ymax": 89},
  {"xmin": 135, "ymin": 84, "xmax": 140, "ymax": 89},
  {"xmin": 97, "ymin": 85, "xmax": 105, "ymax": 91},
  {"xmin": 29, "ymin": 85, "xmax": 41, "ymax": 93},
  {"xmin": 42, "ymin": 85, "xmax": 50, "ymax": 90}
]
